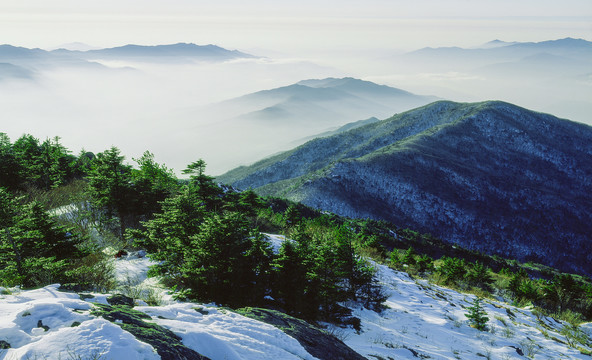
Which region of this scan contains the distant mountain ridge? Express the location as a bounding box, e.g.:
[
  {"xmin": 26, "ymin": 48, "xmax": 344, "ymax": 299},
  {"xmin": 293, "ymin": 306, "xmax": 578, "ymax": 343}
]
[
  {"xmin": 209, "ymin": 77, "xmax": 438, "ymax": 123},
  {"xmin": 0, "ymin": 42, "xmax": 253, "ymax": 60},
  {"xmin": 81, "ymin": 43, "xmax": 254, "ymax": 59},
  {"xmin": 180, "ymin": 77, "xmax": 438, "ymax": 174},
  {"xmin": 218, "ymin": 100, "xmax": 592, "ymax": 275},
  {"xmin": 404, "ymin": 37, "xmax": 592, "ymax": 73},
  {"xmin": 414, "ymin": 37, "xmax": 592, "ymax": 56},
  {"xmin": 0, "ymin": 43, "xmax": 254, "ymax": 80}
]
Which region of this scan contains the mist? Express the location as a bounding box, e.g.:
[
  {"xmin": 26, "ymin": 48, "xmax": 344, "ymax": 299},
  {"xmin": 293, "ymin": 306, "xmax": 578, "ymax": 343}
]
[
  {"xmin": 1, "ymin": 39, "xmax": 590, "ymax": 176},
  {"xmin": 0, "ymin": 55, "xmax": 347, "ymax": 175}
]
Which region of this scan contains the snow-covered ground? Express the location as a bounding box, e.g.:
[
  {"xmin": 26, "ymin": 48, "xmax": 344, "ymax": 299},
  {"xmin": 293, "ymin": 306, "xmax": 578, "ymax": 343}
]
[
  {"xmin": 0, "ymin": 284, "xmax": 317, "ymax": 359},
  {"xmin": 1, "ymin": 235, "xmax": 591, "ymax": 359},
  {"xmin": 341, "ymin": 264, "xmax": 592, "ymax": 359}
]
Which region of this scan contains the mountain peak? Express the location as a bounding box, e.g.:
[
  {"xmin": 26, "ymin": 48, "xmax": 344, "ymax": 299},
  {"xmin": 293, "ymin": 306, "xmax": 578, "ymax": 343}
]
[
  {"xmin": 219, "ymin": 100, "xmax": 592, "ymax": 276},
  {"xmin": 83, "ymin": 43, "xmax": 254, "ymax": 59}
]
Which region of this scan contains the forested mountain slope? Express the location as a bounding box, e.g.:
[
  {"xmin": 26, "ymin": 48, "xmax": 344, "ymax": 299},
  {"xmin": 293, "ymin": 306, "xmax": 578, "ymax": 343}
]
[{"xmin": 219, "ymin": 101, "xmax": 592, "ymax": 275}]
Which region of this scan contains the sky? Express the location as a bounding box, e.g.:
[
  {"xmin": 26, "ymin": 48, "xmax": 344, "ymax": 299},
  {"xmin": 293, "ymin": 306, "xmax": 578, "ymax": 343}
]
[
  {"xmin": 1, "ymin": 0, "xmax": 591, "ymax": 174},
  {"xmin": 1, "ymin": 0, "xmax": 591, "ymax": 54}
]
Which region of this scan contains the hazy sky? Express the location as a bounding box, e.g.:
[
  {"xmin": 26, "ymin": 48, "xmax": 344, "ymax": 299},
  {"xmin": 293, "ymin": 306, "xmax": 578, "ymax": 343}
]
[
  {"xmin": 1, "ymin": 0, "xmax": 591, "ymax": 174},
  {"xmin": 2, "ymin": 0, "xmax": 591, "ymax": 54}
]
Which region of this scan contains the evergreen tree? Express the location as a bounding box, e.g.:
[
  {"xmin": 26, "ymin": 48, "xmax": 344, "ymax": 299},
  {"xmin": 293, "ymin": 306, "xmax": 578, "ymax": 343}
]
[
  {"xmin": 352, "ymin": 258, "xmax": 386, "ymax": 311},
  {"xmin": 402, "ymin": 247, "xmax": 416, "ymax": 265},
  {"xmin": 273, "ymin": 240, "xmax": 309, "ymax": 315},
  {"xmin": 465, "ymin": 297, "xmax": 489, "ymax": 331},
  {"xmin": 283, "ymin": 205, "xmax": 302, "ymax": 228},
  {"xmin": 38, "ymin": 137, "xmax": 77, "ymax": 190},
  {"xmin": 0, "ymin": 133, "xmax": 23, "ymax": 190},
  {"xmin": 182, "ymin": 159, "xmax": 222, "ymax": 211},
  {"xmin": 130, "ymin": 186, "xmax": 207, "ymax": 279},
  {"xmin": 240, "ymin": 232, "xmax": 273, "ymax": 305},
  {"xmin": 183, "ymin": 212, "xmax": 268, "ymax": 306},
  {"xmin": 466, "ymin": 261, "xmax": 493, "ymax": 290},
  {"xmin": 543, "ymin": 274, "xmax": 581, "ymax": 313},
  {"xmin": 86, "ymin": 147, "xmax": 135, "ymax": 238},
  {"xmin": 131, "ymin": 151, "xmax": 179, "ymax": 217},
  {"xmin": 416, "ymin": 254, "xmax": 435, "ymax": 273},
  {"xmin": 438, "ymin": 256, "xmax": 467, "ymax": 285},
  {"xmin": 236, "ymin": 189, "xmax": 265, "ymax": 217},
  {"xmin": 0, "ymin": 188, "xmax": 85, "ymax": 287},
  {"xmin": 13, "ymin": 134, "xmax": 43, "ymax": 187}
]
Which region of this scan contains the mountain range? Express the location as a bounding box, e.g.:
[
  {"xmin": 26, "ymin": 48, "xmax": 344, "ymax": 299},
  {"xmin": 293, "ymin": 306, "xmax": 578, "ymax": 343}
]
[
  {"xmin": 394, "ymin": 37, "xmax": 592, "ymax": 125},
  {"xmin": 173, "ymin": 77, "xmax": 438, "ymax": 174},
  {"xmin": 405, "ymin": 37, "xmax": 592, "ymax": 72},
  {"xmin": 0, "ymin": 43, "xmax": 253, "ymax": 79},
  {"xmin": 218, "ymin": 100, "xmax": 592, "ymax": 275}
]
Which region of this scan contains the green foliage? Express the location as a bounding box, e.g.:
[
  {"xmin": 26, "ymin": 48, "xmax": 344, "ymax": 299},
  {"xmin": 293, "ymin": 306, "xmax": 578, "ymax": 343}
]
[
  {"xmin": 402, "ymin": 247, "xmax": 416, "ymax": 265},
  {"xmin": 438, "ymin": 256, "xmax": 467, "ymax": 285},
  {"xmin": 542, "ymin": 274, "xmax": 585, "ymax": 314},
  {"xmin": 0, "ymin": 133, "xmax": 82, "ymax": 192},
  {"xmin": 129, "ymin": 186, "xmax": 207, "ymax": 278},
  {"xmin": 416, "ymin": 254, "xmax": 435, "ymax": 273},
  {"xmin": 465, "ymin": 297, "xmax": 489, "ymax": 331},
  {"xmin": 0, "ymin": 133, "xmax": 23, "ymax": 191},
  {"xmin": 183, "ymin": 159, "xmax": 223, "ymax": 211},
  {"xmin": 131, "ymin": 163, "xmax": 384, "ymax": 322},
  {"xmin": 560, "ymin": 323, "xmax": 589, "ymax": 348},
  {"xmin": 466, "ymin": 261, "xmax": 493, "ymax": 290},
  {"xmin": 131, "ymin": 151, "xmax": 179, "ymax": 217},
  {"xmin": 184, "ymin": 212, "xmax": 272, "ymax": 307},
  {"xmin": 272, "ymin": 239, "xmax": 309, "ymax": 315},
  {"xmin": 0, "ymin": 188, "xmax": 86, "ymax": 287},
  {"xmin": 86, "ymin": 147, "xmax": 180, "ymax": 240},
  {"xmin": 65, "ymin": 252, "xmax": 116, "ymax": 292},
  {"xmin": 86, "ymin": 147, "xmax": 135, "ymax": 237}
]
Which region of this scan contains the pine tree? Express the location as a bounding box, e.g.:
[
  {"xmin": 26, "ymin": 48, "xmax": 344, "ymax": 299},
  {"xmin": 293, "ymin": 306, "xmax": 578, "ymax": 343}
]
[
  {"xmin": 273, "ymin": 240, "xmax": 309, "ymax": 315},
  {"xmin": 466, "ymin": 261, "xmax": 493, "ymax": 290},
  {"xmin": 465, "ymin": 297, "xmax": 489, "ymax": 331},
  {"xmin": 182, "ymin": 159, "xmax": 222, "ymax": 211},
  {"xmin": 184, "ymin": 212, "xmax": 266, "ymax": 306},
  {"xmin": 0, "ymin": 133, "xmax": 24, "ymax": 190},
  {"xmin": 131, "ymin": 151, "xmax": 179, "ymax": 218},
  {"xmin": 402, "ymin": 247, "xmax": 416, "ymax": 265},
  {"xmin": 130, "ymin": 186, "xmax": 207, "ymax": 280},
  {"xmin": 86, "ymin": 147, "xmax": 135, "ymax": 238},
  {"xmin": 0, "ymin": 188, "xmax": 85, "ymax": 287},
  {"xmin": 416, "ymin": 254, "xmax": 434, "ymax": 273},
  {"xmin": 438, "ymin": 256, "xmax": 467, "ymax": 285}
]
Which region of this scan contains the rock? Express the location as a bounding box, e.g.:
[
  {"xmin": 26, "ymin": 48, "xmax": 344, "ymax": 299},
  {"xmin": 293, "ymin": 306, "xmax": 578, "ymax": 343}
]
[
  {"xmin": 107, "ymin": 294, "xmax": 135, "ymax": 306},
  {"xmin": 235, "ymin": 307, "xmax": 366, "ymax": 360},
  {"xmin": 92, "ymin": 304, "xmax": 210, "ymax": 360},
  {"xmin": 58, "ymin": 283, "xmax": 94, "ymax": 292},
  {"xmin": 508, "ymin": 345, "xmax": 524, "ymax": 356},
  {"xmin": 37, "ymin": 320, "xmax": 50, "ymax": 332}
]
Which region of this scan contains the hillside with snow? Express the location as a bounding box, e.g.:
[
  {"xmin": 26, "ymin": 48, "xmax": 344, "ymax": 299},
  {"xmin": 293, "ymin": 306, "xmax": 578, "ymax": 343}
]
[
  {"xmin": 1, "ymin": 237, "xmax": 591, "ymax": 360},
  {"xmin": 218, "ymin": 100, "xmax": 592, "ymax": 276}
]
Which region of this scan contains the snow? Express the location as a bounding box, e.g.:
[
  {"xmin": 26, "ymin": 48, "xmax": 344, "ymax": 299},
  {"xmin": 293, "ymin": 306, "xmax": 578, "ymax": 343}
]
[
  {"xmin": 339, "ymin": 263, "xmax": 592, "ymax": 360},
  {"xmin": 0, "ymin": 250, "xmax": 319, "ymax": 360},
  {"xmin": 0, "ymin": 285, "xmax": 159, "ymax": 359},
  {"xmin": 138, "ymin": 303, "xmax": 317, "ymax": 360},
  {"xmin": 263, "ymin": 233, "xmax": 289, "ymax": 254},
  {"xmin": 1, "ymin": 237, "xmax": 591, "ymax": 359}
]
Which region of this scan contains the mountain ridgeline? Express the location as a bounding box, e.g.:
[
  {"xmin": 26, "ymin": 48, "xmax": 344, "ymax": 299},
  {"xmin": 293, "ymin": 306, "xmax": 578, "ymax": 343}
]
[{"xmin": 218, "ymin": 101, "xmax": 592, "ymax": 275}]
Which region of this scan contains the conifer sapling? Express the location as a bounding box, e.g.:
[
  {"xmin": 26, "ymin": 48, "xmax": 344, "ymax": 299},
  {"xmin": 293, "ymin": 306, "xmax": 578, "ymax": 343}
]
[{"xmin": 465, "ymin": 297, "xmax": 489, "ymax": 331}]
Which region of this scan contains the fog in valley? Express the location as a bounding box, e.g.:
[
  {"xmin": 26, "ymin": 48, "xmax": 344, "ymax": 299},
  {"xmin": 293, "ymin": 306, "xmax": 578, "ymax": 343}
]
[
  {"xmin": 1, "ymin": 0, "xmax": 591, "ymax": 176},
  {"xmin": 1, "ymin": 37, "xmax": 590, "ymax": 175}
]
